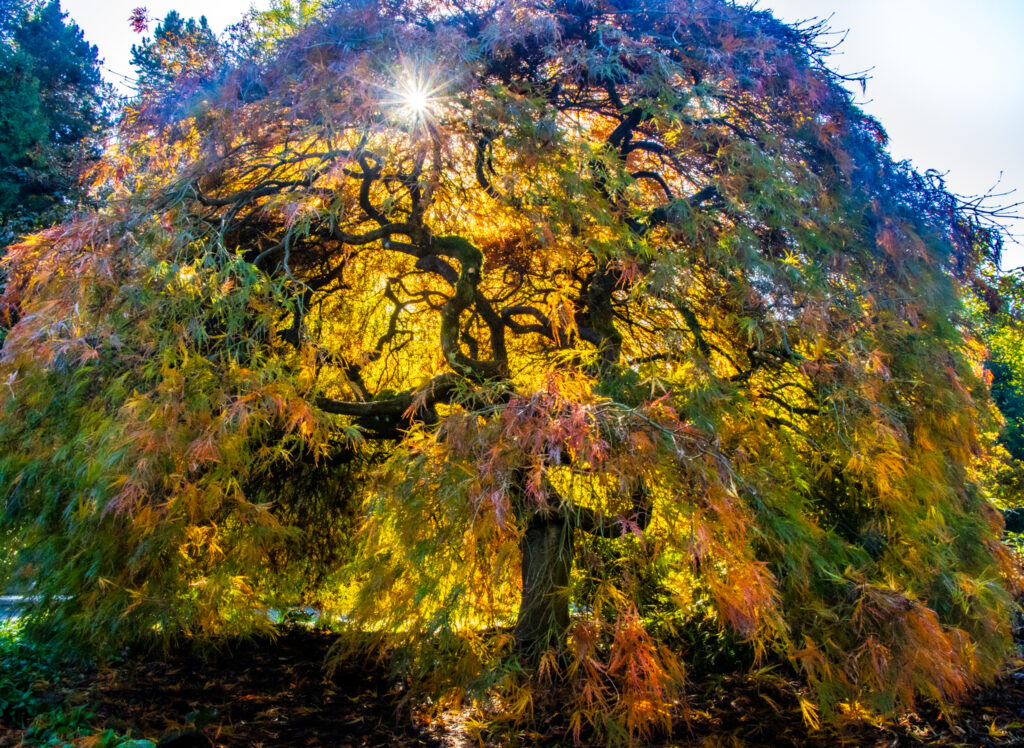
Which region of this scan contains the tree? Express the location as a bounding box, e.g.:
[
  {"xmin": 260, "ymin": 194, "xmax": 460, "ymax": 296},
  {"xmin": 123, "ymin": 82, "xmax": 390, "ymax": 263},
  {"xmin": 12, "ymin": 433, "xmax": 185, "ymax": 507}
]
[
  {"xmin": 989, "ymin": 272, "xmax": 1024, "ymax": 459},
  {"xmin": 0, "ymin": 0, "xmax": 108, "ymax": 245},
  {"xmin": 984, "ymin": 269, "xmax": 1024, "ymax": 512},
  {"xmin": 129, "ymin": 10, "xmax": 223, "ymax": 118},
  {"xmin": 0, "ymin": 0, "xmax": 1020, "ymax": 739}
]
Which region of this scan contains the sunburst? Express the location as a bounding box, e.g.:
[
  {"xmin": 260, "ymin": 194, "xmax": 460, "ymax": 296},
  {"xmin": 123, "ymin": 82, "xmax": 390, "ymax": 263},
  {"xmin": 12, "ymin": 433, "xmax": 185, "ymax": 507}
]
[{"xmin": 385, "ymin": 63, "xmax": 447, "ymax": 124}]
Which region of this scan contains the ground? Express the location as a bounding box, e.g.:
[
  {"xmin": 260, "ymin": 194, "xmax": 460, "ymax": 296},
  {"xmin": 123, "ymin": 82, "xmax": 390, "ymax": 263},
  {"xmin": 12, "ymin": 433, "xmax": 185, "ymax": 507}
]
[{"xmin": 2, "ymin": 625, "xmax": 1024, "ymax": 747}]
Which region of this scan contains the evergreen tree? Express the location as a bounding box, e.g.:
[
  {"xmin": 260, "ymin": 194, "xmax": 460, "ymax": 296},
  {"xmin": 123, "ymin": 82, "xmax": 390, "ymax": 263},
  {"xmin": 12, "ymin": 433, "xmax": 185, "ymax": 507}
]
[
  {"xmin": 0, "ymin": 0, "xmax": 107, "ymax": 245},
  {"xmin": 129, "ymin": 10, "xmax": 222, "ymax": 118}
]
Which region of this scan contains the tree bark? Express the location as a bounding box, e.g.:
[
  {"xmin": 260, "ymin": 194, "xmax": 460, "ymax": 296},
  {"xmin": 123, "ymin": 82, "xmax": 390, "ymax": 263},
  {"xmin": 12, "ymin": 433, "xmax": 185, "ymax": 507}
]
[
  {"xmin": 513, "ymin": 513, "xmax": 573, "ymax": 655},
  {"xmin": 512, "ymin": 482, "xmax": 650, "ymax": 655}
]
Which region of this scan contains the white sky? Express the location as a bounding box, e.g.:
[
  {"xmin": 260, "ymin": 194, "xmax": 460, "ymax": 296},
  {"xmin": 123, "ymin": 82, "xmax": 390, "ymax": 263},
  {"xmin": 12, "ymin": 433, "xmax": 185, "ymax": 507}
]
[{"xmin": 61, "ymin": 0, "xmax": 1024, "ymax": 268}]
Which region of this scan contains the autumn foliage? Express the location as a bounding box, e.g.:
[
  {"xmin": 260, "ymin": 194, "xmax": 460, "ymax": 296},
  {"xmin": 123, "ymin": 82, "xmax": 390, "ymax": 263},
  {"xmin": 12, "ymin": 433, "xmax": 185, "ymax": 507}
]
[{"xmin": 0, "ymin": 0, "xmax": 1020, "ymax": 741}]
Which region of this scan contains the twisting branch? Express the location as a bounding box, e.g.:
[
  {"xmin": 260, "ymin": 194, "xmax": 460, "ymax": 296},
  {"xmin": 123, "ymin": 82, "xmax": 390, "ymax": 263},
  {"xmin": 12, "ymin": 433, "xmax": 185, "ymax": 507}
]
[
  {"xmin": 316, "ymin": 372, "xmax": 462, "ymax": 437},
  {"xmin": 355, "ymin": 154, "xmax": 387, "ymax": 226},
  {"xmin": 433, "ymin": 235, "xmax": 507, "ymax": 380},
  {"xmin": 632, "ymin": 170, "xmax": 674, "ymax": 199},
  {"xmin": 475, "ymin": 135, "xmax": 502, "ymax": 201}
]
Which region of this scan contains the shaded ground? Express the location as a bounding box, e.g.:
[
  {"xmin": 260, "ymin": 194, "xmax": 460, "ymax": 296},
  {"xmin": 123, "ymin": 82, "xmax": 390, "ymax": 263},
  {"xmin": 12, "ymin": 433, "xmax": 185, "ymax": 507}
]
[{"xmin": 2, "ymin": 626, "xmax": 1024, "ymax": 746}]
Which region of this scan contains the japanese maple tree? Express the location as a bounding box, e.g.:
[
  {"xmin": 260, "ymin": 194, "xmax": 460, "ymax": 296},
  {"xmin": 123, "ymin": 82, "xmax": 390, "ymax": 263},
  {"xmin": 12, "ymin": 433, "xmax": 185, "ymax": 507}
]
[{"xmin": 1, "ymin": 0, "xmax": 1019, "ymax": 739}]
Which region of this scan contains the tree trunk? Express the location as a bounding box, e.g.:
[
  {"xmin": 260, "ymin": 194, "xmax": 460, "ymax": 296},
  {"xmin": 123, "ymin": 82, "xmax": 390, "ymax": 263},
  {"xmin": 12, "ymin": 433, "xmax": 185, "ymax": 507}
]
[{"xmin": 514, "ymin": 514, "xmax": 573, "ymax": 654}]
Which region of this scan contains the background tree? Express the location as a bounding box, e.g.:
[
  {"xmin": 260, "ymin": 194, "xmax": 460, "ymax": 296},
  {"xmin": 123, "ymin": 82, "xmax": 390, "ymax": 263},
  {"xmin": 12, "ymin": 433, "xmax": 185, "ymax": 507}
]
[
  {"xmin": 990, "ymin": 272, "xmax": 1024, "ymax": 457},
  {"xmin": 0, "ymin": 0, "xmax": 1020, "ymax": 740},
  {"xmin": 129, "ymin": 10, "xmax": 223, "ymax": 120},
  {"xmin": 0, "ymin": 0, "xmax": 108, "ymax": 246},
  {"xmin": 985, "ymin": 269, "xmax": 1024, "ymax": 514},
  {"xmin": 223, "ymin": 0, "xmax": 326, "ymax": 62}
]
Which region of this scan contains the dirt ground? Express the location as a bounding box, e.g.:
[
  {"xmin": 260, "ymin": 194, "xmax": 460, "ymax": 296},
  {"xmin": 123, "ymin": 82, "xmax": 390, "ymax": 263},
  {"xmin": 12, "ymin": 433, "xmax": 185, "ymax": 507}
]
[{"xmin": 4, "ymin": 626, "xmax": 1024, "ymax": 747}]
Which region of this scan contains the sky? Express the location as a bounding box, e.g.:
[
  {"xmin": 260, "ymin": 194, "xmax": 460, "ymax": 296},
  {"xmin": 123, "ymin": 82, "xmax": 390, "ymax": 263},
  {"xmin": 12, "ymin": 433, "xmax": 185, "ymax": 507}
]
[
  {"xmin": 61, "ymin": 0, "xmax": 1024, "ymax": 269},
  {"xmin": 756, "ymin": 0, "xmax": 1024, "ymax": 269}
]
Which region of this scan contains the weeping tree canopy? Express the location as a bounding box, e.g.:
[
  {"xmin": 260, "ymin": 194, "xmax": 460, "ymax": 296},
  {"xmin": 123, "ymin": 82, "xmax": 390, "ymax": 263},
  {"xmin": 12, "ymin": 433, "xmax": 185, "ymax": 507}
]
[{"xmin": 1, "ymin": 0, "xmax": 1020, "ymax": 739}]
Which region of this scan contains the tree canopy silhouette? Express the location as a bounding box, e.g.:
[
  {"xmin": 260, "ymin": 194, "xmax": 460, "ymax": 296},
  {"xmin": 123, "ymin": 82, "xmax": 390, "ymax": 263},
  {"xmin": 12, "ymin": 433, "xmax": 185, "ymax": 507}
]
[{"xmin": 0, "ymin": 0, "xmax": 1019, "ymax": 739}]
